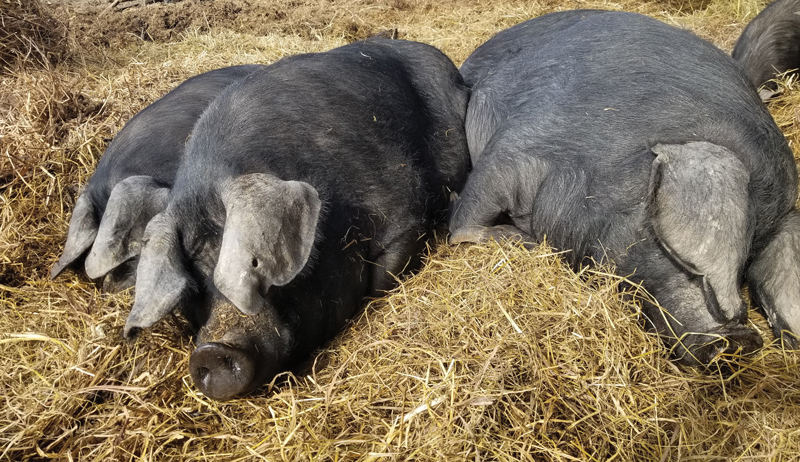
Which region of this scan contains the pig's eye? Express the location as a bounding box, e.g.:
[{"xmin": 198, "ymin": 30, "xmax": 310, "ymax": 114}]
[{"xmin": 251, "ymin": 258, "xmax": 258, "ymax": 268}]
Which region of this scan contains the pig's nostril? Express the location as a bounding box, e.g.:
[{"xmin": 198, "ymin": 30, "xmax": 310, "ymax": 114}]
[
  {"xmin": 123, "ymin": 325, "xmax": 142, "ymax": 340},
  {"xmin": 224, "ymin": 356, "xmax": 244, "ymax": 374},
  {"xmin": 195, "ymin": 366, "xmax": 210, "ymax": 382}
]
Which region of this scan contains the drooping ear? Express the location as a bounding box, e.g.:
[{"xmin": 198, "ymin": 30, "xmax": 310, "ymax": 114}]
[
  {"xmin": 124, "ymin": 212, "xmax": 191, "ymax": 338},
  {"xmin": 747, "ymin": 209, "xmax": 800, "ymax": 347},
  {"xmin": 213, "ymin": 174, "xmax": 321, "ymax": 316},
  {"xmin": 51, "ymin": 192, "xmax": 98, "ymax": 279},
  {"xmin": 84, "ymin": 176, "xmax": 170, "ymax": 280},
  {"xmin": 649, "ymin": 142, "xmax": 751, "ymax": 323}
]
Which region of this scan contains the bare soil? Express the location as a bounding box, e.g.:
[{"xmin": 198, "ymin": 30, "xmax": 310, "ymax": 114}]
[
  {"xmin": 58, "ymin": 0, "xmax": 720, "ymax": 50},
  {"xmin": 62, "ymin": 0, "xmax": 425, "ymax": 47}
]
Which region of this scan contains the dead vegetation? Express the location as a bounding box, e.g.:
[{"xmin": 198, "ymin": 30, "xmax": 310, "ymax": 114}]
[
  {"xmin": 3, "ymin": 0, "xmax": 800, "ymax": 460},
  {"xmin": 0, "ymin": 0, "xmax": 69, "ymax": 73}
]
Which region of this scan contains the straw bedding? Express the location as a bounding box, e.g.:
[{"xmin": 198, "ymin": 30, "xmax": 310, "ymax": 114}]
[
  {"xmin": 2, "ymin": 0, "xmax": 799, "ymax": 460},
  {"xmin": 0, "ymin": 0, "xmax": 68, "ymax": 73}
]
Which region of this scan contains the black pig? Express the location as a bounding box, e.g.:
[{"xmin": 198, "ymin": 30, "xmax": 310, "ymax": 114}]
[
  {"xmin": 51, "ymin": 65, "xmax": 263, "ymax": 291},
  {"xmin": 127, "ymin": 39, "xmax": 470, "ymax": 400},
  {"xmin": 450, "ymin": 10, "xmax": 800, "ymax": 365},
  {"xmin": 732, "ymin": 0, "xmax": 800, "ymax": 96}
]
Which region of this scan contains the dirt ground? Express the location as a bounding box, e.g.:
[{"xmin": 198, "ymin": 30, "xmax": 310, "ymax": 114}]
[
  {"xmin": 5, "ymin": 0, "xmax": 800, "ymax": 460},
  {"xmin": 62, "ymin": 0, "xmax": 449, "ymax": 48},
  {"xmin": 49, "ymin": 0, "xmax": 751, "ymax": 57}
]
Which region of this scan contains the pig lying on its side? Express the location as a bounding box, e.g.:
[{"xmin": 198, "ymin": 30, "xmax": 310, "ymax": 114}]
[
  {"xmin": 51, "ymin": 65, "xmax": 263, "ymax": 291},
  {"xmin": 126, "ymin": 39, "xmax": 471, "ymax": 400},
  {"xmin": 451, "ymin": 10, "xmax": 800, "ymax": 365}
]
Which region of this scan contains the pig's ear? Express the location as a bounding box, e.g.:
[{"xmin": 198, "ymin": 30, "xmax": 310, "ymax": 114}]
[
  {"xmin": 124, "ymin": 212, "xmax": 192, "ymax": 338},
  {"xmin": 747, "ymin": 209, "xmax": 800, "ymax": 346},
  {"xmin": 649, "ymin": 142, "xmax": 751, "ymax": 323},
  {"xmin": 84, "ymin": 176, "xmax": 170, "ymax": 281},
  {"xmin": 51, "ymin": 192, "xmax": 97, "ymax": 279},
  {"xmin": 214, "ymin": 174, "xmax": 321, "ymax": 316}
]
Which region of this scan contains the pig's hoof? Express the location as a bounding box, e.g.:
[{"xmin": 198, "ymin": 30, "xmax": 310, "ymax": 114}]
[
  {"xmin": 672, "ymin": 324, "xmax": 763, "ymax": 366},
  {"xmin": 190, "ymin": 343, "xmax": 257, "ymax": 400}
]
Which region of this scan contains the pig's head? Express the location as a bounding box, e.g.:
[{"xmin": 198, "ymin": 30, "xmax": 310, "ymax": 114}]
[
  {"xmin": 615, "ymin": 141, "xmax": 762, "ymax": 364},
  {"xmin": 127, "ymin": 173, "xmax": 321, "ymax": 400},
  {"xmin": 449, "ymin": 141, "xmax": 764, "ymax": 365}
]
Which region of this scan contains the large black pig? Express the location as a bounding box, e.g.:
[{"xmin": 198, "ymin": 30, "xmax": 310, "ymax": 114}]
[
  {"xmin": 51, "ymin": 65, "xmax": 263, "ymax": 291},
  {"xmin": 450, "ymin": 10, "xmax": 800, "ymax": 365},
  {"xmin": 732, "ymin": 0, "xmax": 800, "ymax": 95},
  {"xmin": 126, "ymin": 39, "xmax": 470, "ymax": 400}
]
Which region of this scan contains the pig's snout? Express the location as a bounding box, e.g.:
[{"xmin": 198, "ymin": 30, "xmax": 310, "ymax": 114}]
[
  {"xmin": 190, "ymin": 343, "xmax": 263, "ymax": 400},
  {"xmin": 673, "ymin": 324, "xmax": 764, "ymax": 367}
]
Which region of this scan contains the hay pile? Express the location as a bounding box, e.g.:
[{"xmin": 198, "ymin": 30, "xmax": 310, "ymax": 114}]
[
  {"xmin": 3, "ymin": 242, "xmax": 800, "ymax": 460},
  {"xmin": 3, "ymin": 0, "xmax": 800, "ymax": 460},
  {"xmin": 0, "ymin": 0, "xmax": 69, "ymax": 72}
]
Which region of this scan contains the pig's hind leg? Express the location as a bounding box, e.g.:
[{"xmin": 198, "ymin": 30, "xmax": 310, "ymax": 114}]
[{"xmin": 448, "ymin": 149, "xmax": 547, "ymax": 247}]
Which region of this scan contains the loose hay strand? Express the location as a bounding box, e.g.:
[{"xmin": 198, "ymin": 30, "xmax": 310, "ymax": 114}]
[{"xmin": 2, "ymin": 0, "xmax": 800, "ymax": 460}]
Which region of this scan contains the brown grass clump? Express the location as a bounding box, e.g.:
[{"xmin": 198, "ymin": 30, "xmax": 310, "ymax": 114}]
[
  {"xmin": 0, "ymin": 72, "xmax": 105, "ymax": 285},
  {"xmin": 3, "ymin": 0, "xmax": 800, "ymax": 460},
  {"xmin": 3, "ymin": 242, "xmax": 800, "ymax": 460},
  {"xmin": 0, "ymin": 0, "xmax": 69, "ymax": 72}
]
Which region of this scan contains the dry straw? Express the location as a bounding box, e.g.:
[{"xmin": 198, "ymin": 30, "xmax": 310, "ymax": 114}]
[
  {"xmin": 2, "ymin": 0, "xmax": 799, "ymax": 460},
  {"xmin": 0, "ymin": 0, "xmax": 68, "ymax": 73}
]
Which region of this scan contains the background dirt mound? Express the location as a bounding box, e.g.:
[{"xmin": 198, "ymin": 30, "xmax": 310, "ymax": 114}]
[{"xmin": 71, "ymin": 0, "xmax": 418, "ymax": 47}]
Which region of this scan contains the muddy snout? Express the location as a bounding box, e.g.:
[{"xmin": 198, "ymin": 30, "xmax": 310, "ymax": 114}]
[
  {"xmin": 189, "ymin": 296, "xmax": 294, "ymax": 400},
  {"xmin": 189, "ymin": 342, "xmax": 270, "ymax": 400}
]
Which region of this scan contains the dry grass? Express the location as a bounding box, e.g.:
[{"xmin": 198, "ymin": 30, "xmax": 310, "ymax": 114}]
[
  {"xmin": 0, "ymin": 0, "xmax": 69, "ymax": 73},
  {"xmin": 2, "ymin": 0, "xmax": 800, "ymax": 460},
  {"xmin": 4, "ymin": 242, "xmax": 800, "ymax": 460}
]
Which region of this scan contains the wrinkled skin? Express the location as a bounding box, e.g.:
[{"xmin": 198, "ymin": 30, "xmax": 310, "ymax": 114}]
[
  {"xmin": 129, "ymin": 39, "xmax": 471, "ymax": 400},
  {"xmin": 50, "ymin": 65, "xmax": 263, "ymax": 291},
  {"xmin": 732, "ymin": 0, "xmax": 800, "ymax": 95},
  {"xmin": 450, "ymin": 10, "xmax": 800, "ymax": 366}
]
